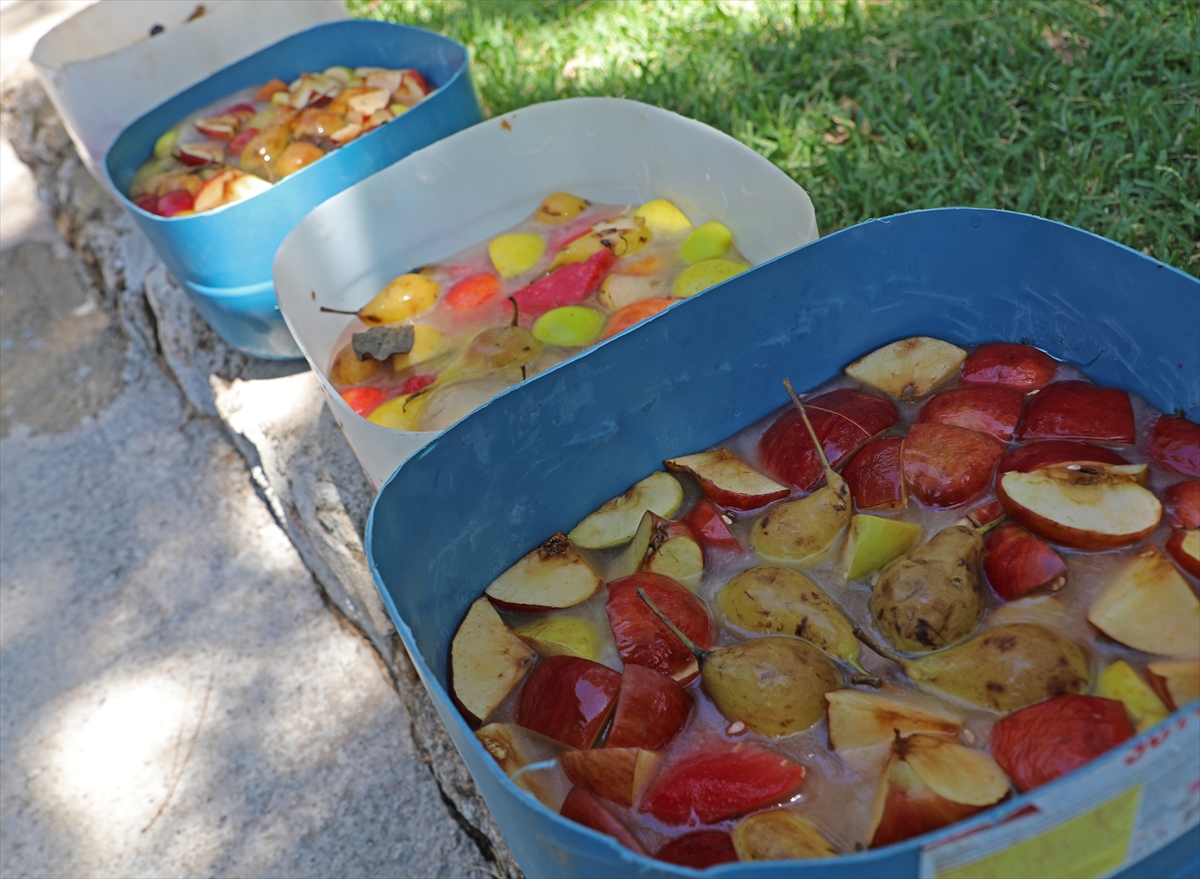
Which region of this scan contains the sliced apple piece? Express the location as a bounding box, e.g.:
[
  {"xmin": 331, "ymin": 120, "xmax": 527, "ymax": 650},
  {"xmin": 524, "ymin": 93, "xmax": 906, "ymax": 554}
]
[
  {"xmin": 960, "ymin": 342, "xmax": 1058, "ymax": 391},
  {"xmin": 192, "ymin": 168, "xmax": 270, "ymax": 213},
  {"xmin": 515, "ymin": 616, "xmax": 603, "ymax": 660},
  {"xmin": 655, "ymin": 830, "xmax": 738, "ymax": 869},
  {"xmin": 902, "ymin": 734, "xmax": 1010, "ymax": 807},
  {"xmin": 608, "ymin": 510, "xmax": 655, "ymax": 581},
  {"xmin": 825, "ymin": 689, "xmax": 963, "ymax": 752},
  {"xmin": 560, "ymin": 786, "xmax": 647, "ymax": 855},
  {"xmin": 451, "ymin": 597, "xmax": 536, "ymax": 724},
  {"xmin": 1166, "ymin": 528, "xmax": 1200, "ymax": 578},
  {"xmin": 997, "ymin": 462, "xmax": 1161, "ymax": 551},
  {"xmin": 845, "ymin": 336, "xmax": 967, "ymax": 399},
  {"xmin": 598, "ymin": 273, "xmax": 660, "ymax": 310},
  {"xmin": 643, "ymin": 515, "xmax": 705, "ymax": 589},
  {"xmin": 568, "ymin": 471, "xmax": 683, "ymax": 549},
  {"xmin": 682, "ymin": 498, "xmax": 741, "ymax": 554},
  {"xmin": 606, "ymin": 573, "xmax": 714, "ymax": 684},
  {"xmin": 476, "ymin": 722, "xmax": 570, "ymax": 809},
  {"xmin": 561, "ymin": 747, "xmax": 660, "ymax": 807},
  {"xmin": 1088, "ymin": 548, "xmax": 1200, "ymax": 659},
  {"xmin": 842, "ymin": 436, "xmax": 906, "ymax": 511},
  {"xmin": 1016, "ymin": 380, "xmax": 1136, "ymax": 444},
  {"xmin": 1096, "ymin": 661, "xmax": 1170, "ymax": 731},
  {"xmin": 998, "ymin": 440, "xmax": 1128, "ymax": 475},
  {"xmin": 515, "ymin": 655, "xmax": 622, "ymax": 748},
  {"xmin": 917, "ymin": 385, "xmax": 1025, "ymax": 442},
  {"xmin": 665, "ymin": 448, "xmax": 790, "ymax": 511},
  {"xmin": 1146, "ymin": 659, "xmax": 1200, "ymax": 710},
  {"xmin": 1163, "ymin": 480, "xmax": 1200, "ymax": 529},
  {"xmin": 607, "ymin": 664, "xmax": 692, "ymax": 750},
  {"xmin": 485, "ymin": 533, "xmax": 601, "ymax": 610},
  {"xmin": 843, "ymin": 514, "xmax": 923, "ymax": 581},
  {"xmin": 903, "ymin": 423, "xmax": 1005, "ymax": 509},
  {"xmin": 983, "ymin": 521, "xmax": 1068, "ymax": 600},
  {"xmin": 1149, "ymin": 414, "xmax": 1200, "ymax": 476},
  {"xmin": 733, "ymin": 810, "xmax": 839, "ymax": 861}
]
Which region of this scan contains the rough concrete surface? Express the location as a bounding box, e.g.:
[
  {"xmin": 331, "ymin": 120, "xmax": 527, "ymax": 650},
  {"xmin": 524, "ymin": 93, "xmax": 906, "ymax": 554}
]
[{"xmin": 0, "ymin": 2, "xmax": 505, "ymax": 876}]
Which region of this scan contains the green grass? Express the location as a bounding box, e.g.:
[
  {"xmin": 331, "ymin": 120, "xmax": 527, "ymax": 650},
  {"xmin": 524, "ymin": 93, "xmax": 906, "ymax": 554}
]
[{"xmin": 351, "ymin": 0, "xmax": 1198, "ymax": 274}]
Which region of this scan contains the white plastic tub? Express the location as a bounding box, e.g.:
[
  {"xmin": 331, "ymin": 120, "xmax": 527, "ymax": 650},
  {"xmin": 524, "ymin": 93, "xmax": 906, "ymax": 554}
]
[
  {"xmin": 31, "ymin": 0, "xmax": 346, "ymax": 191},
  {"xmin": 273, "ymin": 97, "xmax": 819, "ymax": 489}
]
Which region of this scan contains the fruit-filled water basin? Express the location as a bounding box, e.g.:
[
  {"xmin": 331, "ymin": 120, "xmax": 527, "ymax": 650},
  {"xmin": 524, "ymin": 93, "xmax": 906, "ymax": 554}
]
[
  {"xmin": 273, "ymin": 97, "xmax": 818, "ymax": 487},
  {"xmin": 367, "ymin": 208, "xmax": 1199, "ymax": 879},
  {"xmin": 104, "ymin": 20, "xmax": 481, "ymax": 360}
]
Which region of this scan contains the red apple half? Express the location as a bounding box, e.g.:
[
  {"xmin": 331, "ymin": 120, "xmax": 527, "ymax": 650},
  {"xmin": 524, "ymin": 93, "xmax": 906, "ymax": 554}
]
[
  {"xmin": 664, "ymin": 448, "xmax": 790, "ymax": 510},
  {"xmin": 607, "ymin": 663, "xmax": 692, "ymax": 750},
  {"xmin": 606, "ymin": 573, "xmax": 714, "ymax": 684},
  {"xmin": 561, "ymin": 747, "xmax": 659, "ymax": 807},
  {"xmin": 984, "ymin": 521, "xmax": 1068, "ymax": 600},
  {"xmin": 997, "ymin": 462, "xmax": 1161, "ymax": 551},
  {"xmin": 917, "ymin": 385, "xmax": 1025, "ymax": 443},
  {"xmin": 903, "ymin": 423, "xmax": 1005, "ymax": 509},
  {"xmin": 998, "ymin": 440, "xmax": 1128, "ymax": 475},
  {"xmin": 759, "ymin": 388, "xmax": 899, "ymax": 492},
  {"xmin": 842, "ymin": 435, "xmax": 906, "ymax": 511},
  {"xmin": 1166, "ymin": 529, "xmax": 1200, "ymax": 578},
  {"xmin": 1016, "ymin": 380, "xmax": 1135, "ymax": 444},
  {"xmin": 1163, "ymin": 481, "xmax": 1200, "ymax": 529},
  {"xmin": 1150, "ymin": 415, "xmax": 1200, "ymax": 477},
  {"xmin": 960, "ymin": 342, "xmax": 1059, "ymax": 391},
  {"xmin": 682, "ymin": 498, "xmax": 741, "ymax": 554},
  {"xmin": 560, "ymin": 786, "xmax": 647, "ymax": 854},
  {"xmin": 515, "ymin": 655, "xmax": 622, "ymax": 749}
]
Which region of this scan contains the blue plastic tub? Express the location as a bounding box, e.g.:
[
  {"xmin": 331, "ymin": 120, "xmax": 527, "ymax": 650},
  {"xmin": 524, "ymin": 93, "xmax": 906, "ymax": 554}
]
[
  {"xmin": 104, "ymin": 20, "xmax": 481, "ymax": 359},
  {"xmin": 367, "ymin": 208, "xmax": 1200, "ymax": 878}
]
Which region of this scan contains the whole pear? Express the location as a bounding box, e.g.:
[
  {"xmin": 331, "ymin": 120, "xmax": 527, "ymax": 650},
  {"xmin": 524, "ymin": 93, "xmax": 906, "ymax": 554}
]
[
  {"xmin": 871, "ymin": 525, "xmax": 985, "ymax": 653},
  {"xmin": 901, "ymin": 623, "xmax": 1089, "ymax": 712},
  {"xmin": 702, "ymin": 636, "xmax": 843, "ymax": 737}
]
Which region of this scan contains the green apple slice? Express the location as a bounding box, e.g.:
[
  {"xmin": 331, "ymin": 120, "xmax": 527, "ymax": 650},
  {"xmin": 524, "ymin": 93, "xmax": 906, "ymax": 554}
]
[
  {"xmin": 843, "ymin": 514, "xmax": 923, "ymax": 581},
  {"xmin": 568, "ymin": 471, "xmax": 683, "ymax": 549},
  {"xmin": 515, "ymin": 616, "xmax": 604, "ymax": 661}
]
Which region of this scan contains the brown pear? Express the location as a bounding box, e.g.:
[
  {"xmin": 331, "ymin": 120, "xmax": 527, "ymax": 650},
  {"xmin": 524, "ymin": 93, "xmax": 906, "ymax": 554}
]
[{"xmin": 870, "ymin": 525, "xmax": 986, "ymax": 653}]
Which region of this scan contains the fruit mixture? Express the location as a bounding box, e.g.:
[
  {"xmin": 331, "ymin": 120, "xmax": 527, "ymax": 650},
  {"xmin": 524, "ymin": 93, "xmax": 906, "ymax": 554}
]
[
  {"xmin": 127, "ymin": 66, "xmax": 432, "ymax": 217},
  {"xmin": 324, "ymin": 193, "xmax": 750, "ymax": 433},
  {"xmin": 450, "ymin": 336, "xmax": 1200, "ymax": 867}
]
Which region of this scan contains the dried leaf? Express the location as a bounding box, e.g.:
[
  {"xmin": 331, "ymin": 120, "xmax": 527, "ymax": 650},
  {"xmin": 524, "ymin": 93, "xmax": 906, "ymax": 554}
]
[{"xmin": 353, "ymin": 326, "xmax": 414, "ymax": 361}]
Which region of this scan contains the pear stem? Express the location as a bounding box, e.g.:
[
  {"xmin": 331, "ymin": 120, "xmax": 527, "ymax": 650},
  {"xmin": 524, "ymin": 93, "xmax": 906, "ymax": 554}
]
[
  {"xmin": 637, "ymin": 588, "xmax": 710, "ymax": 662},
  {"xmin": 973, "ymin": 515, "xmax": 1006, "ymax": 536},
  {"xmin": 853, "ymin": 627, "xmax": 907, "ymax": 667},
  {"xmin": 783, "ymin": 378, "xmax": 850, "ymax": 499},
  {"xmin": 509, "ymin": 296, "xmax": 520, "ymax": 328},
  {"xmin": 319, "ymin": 306, "xmax": 359, "ymax": 315},
  {"xmin": 846, "ymin": 657, "xmax": 882, "ymax": 688}
]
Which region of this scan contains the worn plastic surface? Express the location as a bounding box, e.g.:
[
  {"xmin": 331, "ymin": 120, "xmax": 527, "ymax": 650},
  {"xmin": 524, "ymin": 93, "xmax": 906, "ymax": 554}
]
[
  {"xmin": 33, "ymin": 0, "xmax": 346, "ymax": 193},
  {"xmin": 105, "ymin": 20, "xmax": 481, "ymax": 359},
  {"xmin": 274, "ymin": 97, "xmax": 817, "ymax": 484},
  {"xmin": 367, "ymin": 208, "xmax": 1199, "ymax": 878}
]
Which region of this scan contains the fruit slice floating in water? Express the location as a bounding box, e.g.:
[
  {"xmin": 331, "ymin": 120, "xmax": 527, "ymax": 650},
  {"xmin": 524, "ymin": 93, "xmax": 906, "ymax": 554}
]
[
  {"xmin": 983, "ymin": 521, "xmax": 1068, "ymax": 601},
  {"xmin": 902, "ymin": 423, "xmax": 1005, "ymax": 509},
  {"xmin": 843, "ymin": 514, "xmax": 923, "ymax": 582},
  {"xmin": 1166, "ymin": 528, "xmax": 1200, "ymax": 577},
  {"xmin": 513, "ymin": 249, "xmax": 615, "ymax": 317},
  {"xmin": 340, "ymin": 386, "xmax": 383, "ymax": 417},
  {"xmin": 485, "ymin": 532, "xmax": 600, "ymax": 611},
  {"xmin": 845, "ymin": 337, "xmax": 967, "ymax": 399},
  {"xmin": 1087, "ymin": 548, "xmax": 1200, "ymax": 659},
  {"xmin": 475, "ymin": 722, "xmax": 569, "ymax": 810},
  {"xmin": 960, "ymin": 342, "xmax": 1058, "ymax": 391},
  {"xmin": 825, "ymin": 689, "xmax": 963, "ymax": 752},
  {"xmin": 1016, "ymin": 380, "xmax": 1136, "ymax": 444},
  {"xmin": 515, "ymin": 616, "xmax": 603, "ymax": 660},
  {"xmin": 635, "ymin": 198, "xmax": 692, "ymax": 233},
  {"xmin": 655, "ymin": 830, "xmax": 738, "ymax": 869},
  {"xmin": 665, "ymin": 448, "xmax": 790, "ymax": 511},
  {"xmin": 1163, "ymin": 480, "xmax": 1200, "ymax": 529},
  {"xmin": 733, "ymin": 810, "xmax": 840, "ymax": 861},
  {"xmin": 1096, "ymin": 660, "xmax": 1170, "ymax": 732},
  {"xmin": 606, "ymin": 664, "xmax": 692, "ymax": 751},
  {"xmin": 682, "ymin": 498, "xmax": 741, "ymax": 554},
  {"xmin": 1150, "ymin": 415, "xmax": 1200, "ymax": 476},
  {"xmin": 998, "ymin": 440, "xmax": 1128, "ymax": 475},
  {"xmin": 560, "ymin": 787, "xmax": 646, "ymax": 855},
  {"xmin": 445, "ymin": 273, "xmax": 500, "ymax": 310},
  {"xmin": 603, "ymin": 297, "xmax": 673, "ymax": 339},
  {"xmin": 606, "ymin": 573, "xmax": 713, "ymax": 683},
  {"xmin": 842, "ymin": 435, "xmax": 906, "ymax": 511},
  {"xmin": 917, "ymin": 385, "xmax": 1025, "ymax": 442},
  {"xmin": 1146, "ymin": 659, "xmax": 1200, "ymax": 711},
  {"xmin": 990, "ymin": 694, "xmax": 1133, "ymax": 792},
  {"xmin": 534, "ymin": 192, "xmax": 589, "ymax": 224},
  {"xmin": 560, "ymin": 747, "xmax": 659, "ymax": 807},
  {"xmin": 515, "ymin": 655, "xmax": 622, "ymax": 749},
  {"xmin": 450, "ymin": 597, "xmax": 536, "ymax": 725},
  {"xmin": 568, "ymin": 470, "xmax": 683, "ymax": 549},
  {"xmin": 639, "ymin": 742, "xmax": 806, "ymax": 826}
]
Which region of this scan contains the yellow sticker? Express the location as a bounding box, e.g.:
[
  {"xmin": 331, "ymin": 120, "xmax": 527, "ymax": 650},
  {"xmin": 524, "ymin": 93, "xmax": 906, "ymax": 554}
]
[{"xmin": 938, "ymin": 786, "xmax": 1142, "ymax": 879}]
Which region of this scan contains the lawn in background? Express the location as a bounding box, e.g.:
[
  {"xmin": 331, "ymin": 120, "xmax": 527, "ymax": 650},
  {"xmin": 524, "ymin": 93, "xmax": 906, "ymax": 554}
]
[{"xmin": 353, "ymin": 0, "xmax": 1198, "ymax": 274}]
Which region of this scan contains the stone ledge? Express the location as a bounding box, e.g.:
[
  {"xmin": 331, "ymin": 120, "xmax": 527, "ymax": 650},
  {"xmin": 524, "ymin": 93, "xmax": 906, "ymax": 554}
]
[{"xmin": 1, "ymin": 67, "xmax": 519, "ymax": 879}]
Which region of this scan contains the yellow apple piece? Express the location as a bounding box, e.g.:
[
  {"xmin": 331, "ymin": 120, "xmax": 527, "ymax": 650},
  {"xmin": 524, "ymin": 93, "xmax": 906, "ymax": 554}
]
[
  {"xmin": 843, "ymin": 514, "xmax": 923, "ymax": 581},
  {"xmin": 599, "ymin": 273, "xmax": 661, "ymax": 310},
  {"xmin": 515, "ymin": 616, "xmax": 603, "ymax": 660},
  {"xmin": 681, "ymin": 221, "xmax": 733, "ymax": 263},
  {"xmin": 634, "ymin": 198, "xmax": 692, "ymax": 233},
  {"xmin": 560, "ymin": 748, "xmax": 660, "ymax": 808},
  {"xmin": 366, "ymin": 393, "xmax": 428, "ymax": 431},
  {"xmin": 902, "ymin": 734, "xmax": 1010, "ymax": 807},
  {"xmin": 1096, "ymin": 660, "xmax": 1170, "ymax": 731},
  {"xmin": 825, "ymin": 689, "xmax": 963, "ymax": 752},
  {"xmin": 329, "ymin": 343, "xmax": 380, "ymax": 385},
  {"xmin": 845, "ymin": 336, "xmax": 967, "ymax": 399},
  {"xmin": 733, "ymin": 810, "xmax": 840, "ymax": 861},
  {"xmin": 644, "ymin": 520, "xmax": 704, "ymax": 589},
  {"xmin": 485, "ymin": 533, "xmax": 601, "ymax": 610},
  {"xmin": 192, "ymin": 168, "xmax": 271, "ymax": 213},
  {"xmin": 1147, "ymin": 659, "xmax": 1200, "ymax": 711},
  {"xmin": 451, "ymin": 597, "xmax": 536, "ymax": 724},
  {"xmin": 568, "ymin": 471, "xmax": 683, "ymax": 549},
  {"xmin": 1088, "ymin": 548, "xmax": 1200, "ymax": 659},
  {"xmin": 359, "ymin": 273, "xmax": 440, "ymax": 325},
  {"xmin": 608, "ymin": 510, "xmax": 656, "ymax": 581},
  {"xmin": 534, "ymin": 192, "xmax": 589, "ymax": 224},
  {"xmin": 489, "ymin": 232, "xmax": 546, "ymax": 277},
  {"xmin": 673, "ymin": 257, "xmax": 750, "ymax": 298}
]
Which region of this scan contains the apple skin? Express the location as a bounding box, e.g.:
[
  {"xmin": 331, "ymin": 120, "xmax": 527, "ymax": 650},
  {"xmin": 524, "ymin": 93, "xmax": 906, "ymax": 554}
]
[
  {"xmin": 917, "ymin": 385, "xmax": 1025, "ymax": 443},
  {"xmin": 559, "ymin": 786, "xmax": 647, "ymax": 855},
  {"xmin": 984, "ymin": 521, "xmax": 1068, "ymax": 600},
  {"xmin": 1016, "ymin": 380, "xmax": 1136, "ymax": 444},
  {"xmin": 1163, "ymin": 481, "xmax": 1200, "ymax": 529},
  {"xmin": 512, "ymin": 248, "xmax": 615, "ymax": 317},
  {"xmin": 664, "ymin": 449, "xmax": 790, "ymax": 511},
  {"xmin": 655, "ymin": 830, "xmax": 738, "ymax": 868},
  {"xmin": 960, "ymin": 342, "xmax": 1059, "ymax": 391},
  {"xmin": 682, "ymin": 498, "xmax": 741, "ymax": 554},
  {"xmin": 1150, "ymin": 415, "xmax": 1200, "ymax": 477},
  {"xmin": 990, "ymin": 695, "xmax": 1133, "ymax": 792},
  {"xmin": 870, "ymin": 763, "xmax": 986, "ymax": 849},
  {"xmin": 607, "ymin": 664, "xmax": 693, "ymax": 750},
  {"xmin": 967, "ymin": 500, "xmax": 1005, "ymax": 528},
  {"xmin": 1166, "ymin": 529, "xmax": 1200, "ymax": 578},
  {"xmin": 758, "ymin": 389, "xmax": 899, "ymax": 492},
  {"xmin": 639, "ymin": 742, "xmax": 806, "ymax": 826},
  {"xmin": 514, "ymin": 655, "xmax": 622, "ymax": 749},
  {"xmin": 560, "ymin": 747, "xmax": 658, "ymax": 807},
  {"xmin": 606, "ymin": 573, "xmax": 714, "ymax": 684},
  {"xmin": 842, "ymin": 435, "xmax": 906, "ymax": 510},
  {"xmin": 903, "ymin": 423, "xmax": 1005, "ymax": 509},
  {"xmin": 998, "ymin": 440, "xmax": 1128, "ymax": 475}
]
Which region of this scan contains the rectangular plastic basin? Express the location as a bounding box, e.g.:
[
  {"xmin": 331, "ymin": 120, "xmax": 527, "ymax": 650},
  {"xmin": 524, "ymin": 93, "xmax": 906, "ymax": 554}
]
[
  {"xmin": 105, "ymin": 20, "xmax": 482, "ymax": 360},
  {"xmin": 273, "ymin": 97, "xmax": 818, "ymax": 486},
  {"xmin": 367, "ymin": 207, "xmax": 1200, "ymax": 879}
]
